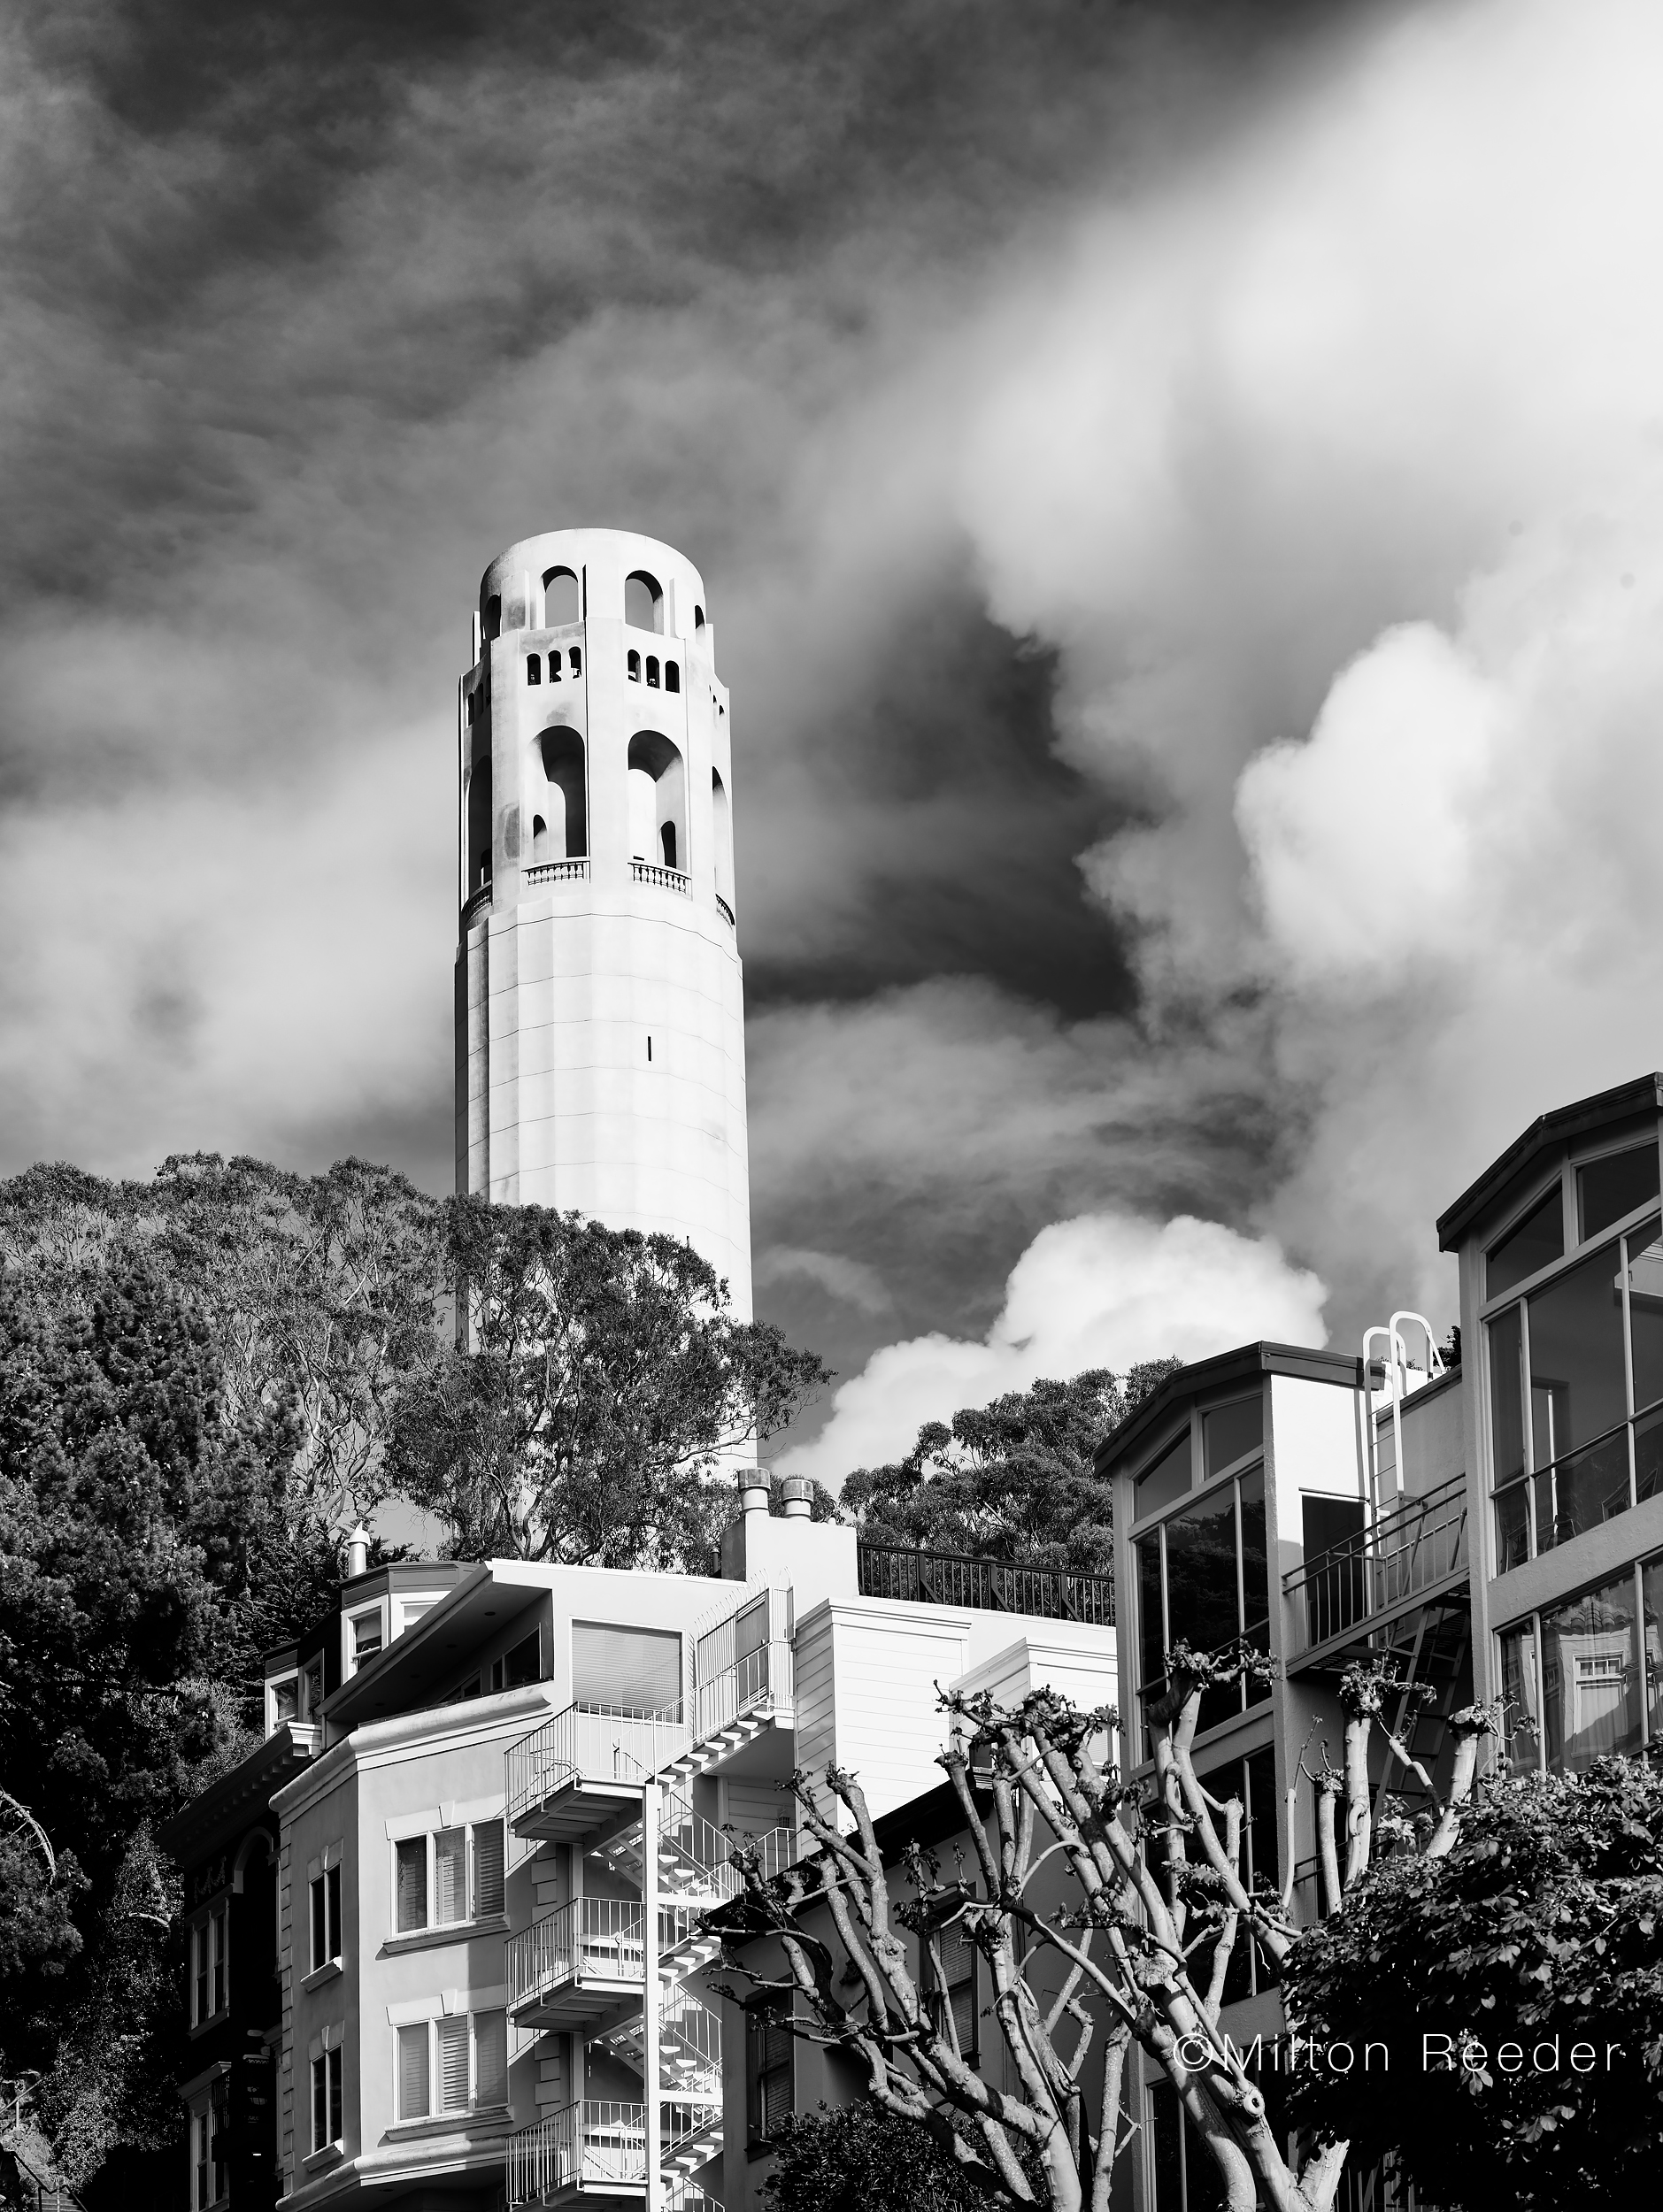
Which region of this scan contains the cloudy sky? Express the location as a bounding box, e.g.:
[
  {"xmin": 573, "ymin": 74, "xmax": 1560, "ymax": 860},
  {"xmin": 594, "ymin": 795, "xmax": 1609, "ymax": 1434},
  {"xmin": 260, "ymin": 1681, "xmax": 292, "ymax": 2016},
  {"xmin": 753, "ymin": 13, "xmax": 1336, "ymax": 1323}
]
[{"xmin": 7, "ymin": 0, "xmax": 1663, "ymax": 1479}]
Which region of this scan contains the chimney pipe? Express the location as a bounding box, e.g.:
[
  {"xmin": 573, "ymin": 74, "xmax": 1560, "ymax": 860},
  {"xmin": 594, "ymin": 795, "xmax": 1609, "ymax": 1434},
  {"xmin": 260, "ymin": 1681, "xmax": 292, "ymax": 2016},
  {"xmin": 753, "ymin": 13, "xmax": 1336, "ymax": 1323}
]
[
  {"xmin": 779, "ymin": 1476, "xmax": 812, "ymax": 1520},
  {"xmin": 345, "ymin": 1525, "xmax": 370, "ymax": 1579},
  {"xmin": 737, "ymin": 1467, "xmax": 769, "ymax": 1519}
]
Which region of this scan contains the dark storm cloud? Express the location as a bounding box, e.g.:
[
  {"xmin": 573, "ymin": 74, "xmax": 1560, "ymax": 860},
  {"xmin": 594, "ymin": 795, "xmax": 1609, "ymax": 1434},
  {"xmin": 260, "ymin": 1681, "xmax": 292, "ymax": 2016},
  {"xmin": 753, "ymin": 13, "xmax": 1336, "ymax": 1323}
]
[{"xmin": 0, "ymin": 0, "xmax": 1385, "ymax": 1394}]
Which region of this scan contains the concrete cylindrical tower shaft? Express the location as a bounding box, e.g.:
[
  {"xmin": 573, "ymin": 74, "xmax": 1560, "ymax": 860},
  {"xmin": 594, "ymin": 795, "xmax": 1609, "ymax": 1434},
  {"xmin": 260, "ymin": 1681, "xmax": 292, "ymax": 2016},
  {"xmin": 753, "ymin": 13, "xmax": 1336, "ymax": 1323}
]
[{"xmin": 454, "ymin": 528, "xmax": 751, "ymax": 1317}]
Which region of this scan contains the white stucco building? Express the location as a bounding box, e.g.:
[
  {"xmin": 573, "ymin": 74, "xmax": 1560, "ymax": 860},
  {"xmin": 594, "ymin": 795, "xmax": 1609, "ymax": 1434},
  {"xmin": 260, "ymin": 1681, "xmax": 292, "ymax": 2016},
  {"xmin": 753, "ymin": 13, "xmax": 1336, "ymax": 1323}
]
[{"xmin": 455, "ymin": 530, "xmax": 751, "ymax": 1313}]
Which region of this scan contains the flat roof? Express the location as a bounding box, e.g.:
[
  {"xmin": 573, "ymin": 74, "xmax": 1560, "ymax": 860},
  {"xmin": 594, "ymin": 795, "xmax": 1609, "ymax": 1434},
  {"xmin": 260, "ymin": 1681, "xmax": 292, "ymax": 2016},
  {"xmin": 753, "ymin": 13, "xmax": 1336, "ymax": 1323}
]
[
  {"xmin": 1091, "ymin": 1341, "xmax": 1360, "ymax": 1477},
  {"xmin": 1436, "ymin": 1073, "xmax": 1663, "ymax": 1251}
]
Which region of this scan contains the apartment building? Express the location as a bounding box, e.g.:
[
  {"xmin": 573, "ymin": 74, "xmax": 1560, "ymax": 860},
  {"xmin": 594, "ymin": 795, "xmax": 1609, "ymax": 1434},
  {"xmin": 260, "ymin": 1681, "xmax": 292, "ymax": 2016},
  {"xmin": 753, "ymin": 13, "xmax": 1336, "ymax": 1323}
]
[
  {"xmin": 1096, "ymin": 1071, "xmax": 1663, "ymax": 2212},
  {"xmin": 165, "ymin": 1476, "xmax": 1117, "ymax": 2212}
]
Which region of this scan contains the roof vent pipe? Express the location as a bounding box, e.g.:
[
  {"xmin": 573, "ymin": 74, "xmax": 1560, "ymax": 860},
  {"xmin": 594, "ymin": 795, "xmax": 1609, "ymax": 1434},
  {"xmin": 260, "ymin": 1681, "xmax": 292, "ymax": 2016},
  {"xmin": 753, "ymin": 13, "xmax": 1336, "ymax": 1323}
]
[
  {"xmin": 779, "ymin": 1476, "xmax": 812, "ymax": 1520},
  {"xmin": 737, "ymin": 1468, "xmax": 770, "ymax": 1519},
  {"xmin": 345, "ymin": 1525, "xmax": 370, "ymax": 1579}
]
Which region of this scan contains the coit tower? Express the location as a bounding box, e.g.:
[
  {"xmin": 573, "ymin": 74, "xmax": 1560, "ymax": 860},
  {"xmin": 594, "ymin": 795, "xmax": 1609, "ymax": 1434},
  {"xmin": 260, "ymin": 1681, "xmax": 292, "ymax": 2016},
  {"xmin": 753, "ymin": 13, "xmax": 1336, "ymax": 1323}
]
[{"xmin": 454, "ymin": 529, "xmax": 751, "ymax": 1317}]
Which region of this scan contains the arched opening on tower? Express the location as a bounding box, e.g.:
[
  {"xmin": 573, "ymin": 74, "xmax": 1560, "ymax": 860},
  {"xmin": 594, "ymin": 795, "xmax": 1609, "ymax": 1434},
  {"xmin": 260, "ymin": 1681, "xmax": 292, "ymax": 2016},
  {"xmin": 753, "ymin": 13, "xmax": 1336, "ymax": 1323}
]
[
  {"xmin": 627, "ymin": 731, "xmax": 686, "ymax": 872},
  {"xmin": 484, "ymin": 594, "xmax": 502, "ymax": 643},
  {"xmin": 625, "ymin": 572, "xmax": 664, "ymax": 634},
  {"xmin": 466, "ymin": 757, "xmax": 493, "ymax": 889},
  {"xmin": 712, "ymin": 769, "xmax": 734, "ymax": 908},
  {"xmin": 534, "ymin": 726, "xmax": 588, "ymax": 858},
  {"xmin": 543, "ymin": 567, "xmax": 580, "ymax": 626}
]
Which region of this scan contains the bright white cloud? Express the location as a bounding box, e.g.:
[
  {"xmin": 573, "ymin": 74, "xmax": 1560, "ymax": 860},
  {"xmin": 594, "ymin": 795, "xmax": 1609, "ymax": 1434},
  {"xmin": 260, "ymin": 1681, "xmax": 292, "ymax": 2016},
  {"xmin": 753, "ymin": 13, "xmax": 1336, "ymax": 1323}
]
[{"xmin": 778, "ymin": 1211, "xmax": 1326, "ymax": 1485}]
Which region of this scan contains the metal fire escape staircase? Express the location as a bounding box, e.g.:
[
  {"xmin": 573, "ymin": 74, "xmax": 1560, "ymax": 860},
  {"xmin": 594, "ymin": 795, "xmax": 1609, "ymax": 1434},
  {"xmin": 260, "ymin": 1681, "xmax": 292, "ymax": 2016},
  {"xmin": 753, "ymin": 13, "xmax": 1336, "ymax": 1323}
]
[{"xmin": 504, "ymin": 1592, "xmax": 797, "ymax": 2210}]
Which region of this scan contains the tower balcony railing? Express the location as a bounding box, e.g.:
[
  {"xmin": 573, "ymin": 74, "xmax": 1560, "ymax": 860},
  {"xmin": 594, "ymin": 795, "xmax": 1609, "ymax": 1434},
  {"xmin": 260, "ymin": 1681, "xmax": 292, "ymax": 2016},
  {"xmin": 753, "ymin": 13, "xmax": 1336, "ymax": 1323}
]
[
  {"xmin": 506, "ymin": 1701, "xmax": 690, "ymax": 1832},
  {"xmin": 524, "ymin": 858, "xmax": 590, "ymax": 887},
  {"xmin": 1282, "ymin": 1475, "xmax": 1469, "ymax": 1662},
  {"xmin": 460, "ymin": 884, "xmax": 493, "ymax": 930},
  {"xmin": 855, "ymin": 1540, "xmax": 1114, "ymax": 1626},
  {"xmin": 631, "ymin": 860, "xmax": 691, "ymax": 895},
  {"xmin": 715, "ymin": 894, "xmax": 735, "ymax": 928}
]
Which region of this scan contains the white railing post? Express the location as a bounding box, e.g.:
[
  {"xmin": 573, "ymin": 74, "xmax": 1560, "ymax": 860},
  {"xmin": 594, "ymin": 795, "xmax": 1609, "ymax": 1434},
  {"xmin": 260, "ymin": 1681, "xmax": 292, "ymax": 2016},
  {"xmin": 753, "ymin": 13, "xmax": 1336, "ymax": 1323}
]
[{"xmin": 643, "ymin": 1780, "xmax": 661, "ymax": 2212}]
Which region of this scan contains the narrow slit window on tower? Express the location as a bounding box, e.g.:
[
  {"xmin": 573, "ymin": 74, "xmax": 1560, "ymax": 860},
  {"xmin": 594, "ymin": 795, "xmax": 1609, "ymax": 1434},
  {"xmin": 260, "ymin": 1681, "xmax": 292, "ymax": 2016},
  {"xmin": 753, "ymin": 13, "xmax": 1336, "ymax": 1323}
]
[
  {"xmin": 485, "ymin": 594, "xmax": 502, "ymax": 642},
  {"xmin": 694, "ymin": 604, "xmax": 705, "ymax": 629},
  {"xmin": 660, "ymin": 821, "xmax": 677, "ymax": 870},
  {"xmin": 647, "ymin": 1036, "xmax": 653, "ymax": 1063},
  {"xmin": 665, "ymin": 661, "xmax": 680, "ymax": 693},
  {"xmin": 527, "ymin": 654, "xmax": 541, "ymax": 685},
  {"xmin": 569, "ymin": 647, "xmax": 581, "ymax": 676},
  {"xmin": 549, "ymin": 650, "xmax": 562, "ymax": 680},
  {"xmin": 627, "ymin": 650, "xmax": 641, "ymax": 682},
  {"xmin": 646, "ymin": 656, "xmax": 660, "ymax": 688}
]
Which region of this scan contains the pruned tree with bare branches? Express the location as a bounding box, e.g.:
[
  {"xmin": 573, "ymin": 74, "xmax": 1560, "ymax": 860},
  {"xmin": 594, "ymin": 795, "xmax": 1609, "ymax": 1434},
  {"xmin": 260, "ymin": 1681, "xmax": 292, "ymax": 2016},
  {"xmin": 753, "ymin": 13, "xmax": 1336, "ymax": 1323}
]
[{"xmin": 713, "ymin": 1636, "xmax": 1500, "ymax": 2212}]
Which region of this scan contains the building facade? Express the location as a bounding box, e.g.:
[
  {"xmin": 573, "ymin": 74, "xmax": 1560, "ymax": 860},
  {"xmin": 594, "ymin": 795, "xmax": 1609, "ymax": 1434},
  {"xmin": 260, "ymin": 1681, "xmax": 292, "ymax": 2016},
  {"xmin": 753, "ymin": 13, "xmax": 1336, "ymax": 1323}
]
[
  {"xmin": 1097, "ymin": 1071, "xmax": 1663, "ymax": 2212},
  {"xmin": 168, "ymin": 1491, "xmax": 1117, "ymax": 2212},
  {"xmin": 454, "ymin": 530, "xmax": 751, "ymax": 1314}
]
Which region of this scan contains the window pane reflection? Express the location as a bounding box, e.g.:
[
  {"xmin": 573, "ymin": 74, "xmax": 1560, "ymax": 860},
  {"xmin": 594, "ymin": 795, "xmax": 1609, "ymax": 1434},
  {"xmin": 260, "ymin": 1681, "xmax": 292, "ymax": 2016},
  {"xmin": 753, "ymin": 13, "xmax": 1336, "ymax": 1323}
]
[
  {"xmin": 1488, "ymin": 1305, "xmax": 1526, "ymax": 1484},
  {"xmin": 1528, "ymin": 1242, "xmax": 1626, "ymax": 1467},
  {"xmin": 1541, "ymin": 1571, "xmax": 1641, "ymax": 1773},
  {"xmin": 1498, "ymin": 1621, "xmax": 1541, "ymax": 1772},
  {"xmin": 1642, "ymin": 1556, "xmax": 1663, "ymax": 1747},
  {"xmin": 1204, "ymin": 1396, "xmax": 1262, "ymax": 1479},
  {"xmin": 1136, "ymin": 1535, "xmax": 1165, "ymax": 1691},
  {"xmin": 1136, "ymin": 1431, "xmax": 1192, "ymax": 1518},
  {"xmin": 1578, "ymin": 1141, "xmax": 1659, "ymax": 1241},
  {"xmin": 1636, "ymin": 1407, "xmax": 1663, "ymax": 1505},
  {"xmin": 1494, "ymin": 1483, "xmax": 1530, "ymax": 1572},
  {"xmin": 1488, "ymin": 1188, "xmax": 1563, "ymax": 1298},
  {"xmin": 1534, "ymin": 1426, "xmax": 1631, "ymax": 1552},
  {"xmin": 1628, "ymin": 1216, "xmax": 1663, "ymax": 1414}
]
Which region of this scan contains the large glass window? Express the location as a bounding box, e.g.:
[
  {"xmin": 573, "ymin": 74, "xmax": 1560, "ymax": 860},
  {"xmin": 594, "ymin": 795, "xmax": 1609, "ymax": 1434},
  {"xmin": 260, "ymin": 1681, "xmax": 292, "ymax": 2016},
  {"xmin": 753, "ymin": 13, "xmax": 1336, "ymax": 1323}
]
[
  {"xmin": 1193, "ymin": 1747, "xmax": 1279, "ymax": 2002},
  {"xmin": 1135, "ymin": 1430, "xmax": 1191, "ymax": 1519},
  {"xmin": 394, "ymin": 1820, "xmax": 504, "ymax": 1934},
  {"xmin": 1204, "ymin": 1396, "xmax": 1262, "ymax": 1479},
  {"xmin": 1528, "ymin": 1241, "xmax": 1626, "ymax": 1466},
  {"xmin": 1578, "ymin": 1141, "xmax": 1659, "ymax": 1241},
  {"xmin": 1628, "ymin": 1217, "xmax": 1663, "ymax": 1412},
  {"xmin": 396, "ymin": 2008, "xmax": 508, "ymax": 2121},
  {"xmin": 1488, "ymin": 1187, "xmax": 1564, "ymax": 1298},
  {"xmin": 1490, "ymin": 1210, "xmax": 1663, "ymax": 1564},
  {"xmin": 1541, "ymin": 1571, "xmax": 1642, "ymax": 1773},
  {"xmin": 1498, "ymin": 1620, "xmax": 1542, "ymax": 1771},
  {"xmin": 1137, "ymin": 1463, "xmax": 1266, "ymax": 1740},
  {"xmin": 1643, "ymin": 1555, "xmax": 1663, "ymax": 1746}
]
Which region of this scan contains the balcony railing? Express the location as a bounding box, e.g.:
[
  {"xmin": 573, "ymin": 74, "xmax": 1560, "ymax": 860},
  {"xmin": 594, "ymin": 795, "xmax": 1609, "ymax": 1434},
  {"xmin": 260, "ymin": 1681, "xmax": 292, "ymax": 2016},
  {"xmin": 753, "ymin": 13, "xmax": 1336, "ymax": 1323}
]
[
  {"xmin": 506, "ymin": 1701, "xmax": 690, "ymax": 1828},
  {"xmin": 524, "ymin": 858, "xmax": 590, "ymax": 887},
  {"xmin": 856, "ymin": 1541, "xmax": 1114, "ymax": 1626},
  {"xmin": 506, "ymin": 1898, "xmax": 644, "ymax": 2011},
  {"xmin": 693, "ymin": 1639, "xmax": 794, "ymax": 1740},
  {"xmin": 715, "ymin": 894, "xmax": 735, "ymax": 927},
  {"xmin": 632, "ymin": 860, "xmax": 691, "ymax": 895},
  {"xmin": 460, "ymin": 884, "xmax": 493, "ymax": 930},
  {"xmin": 507, "ymin": 2102, "xmax": 725, "ymax": 2206},
  {"xmin": 1282, "ymin": 1477, "xmax": 1469, "ymax": 1661}
]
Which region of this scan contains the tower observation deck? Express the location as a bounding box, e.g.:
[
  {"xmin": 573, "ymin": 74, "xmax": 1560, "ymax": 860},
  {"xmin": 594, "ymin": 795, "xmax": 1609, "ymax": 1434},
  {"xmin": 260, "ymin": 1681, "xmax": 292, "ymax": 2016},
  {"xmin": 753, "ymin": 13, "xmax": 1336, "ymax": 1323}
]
[{"xmin": 454, "ymin": 529, "xmax": 751, "ymax": 1317}]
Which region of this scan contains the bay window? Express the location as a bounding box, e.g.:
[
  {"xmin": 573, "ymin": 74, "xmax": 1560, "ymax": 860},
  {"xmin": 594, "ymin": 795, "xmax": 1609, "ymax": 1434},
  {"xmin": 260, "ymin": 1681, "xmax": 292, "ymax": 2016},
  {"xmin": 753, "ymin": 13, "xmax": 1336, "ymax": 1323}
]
[
  {"xmin": 1489, "ymin": 1193, "xmax": 1663, "ymax": 1566},
  {"xmin": 1135, "ymin": 1410, "xmax": 1268, "ymax": 1742}
]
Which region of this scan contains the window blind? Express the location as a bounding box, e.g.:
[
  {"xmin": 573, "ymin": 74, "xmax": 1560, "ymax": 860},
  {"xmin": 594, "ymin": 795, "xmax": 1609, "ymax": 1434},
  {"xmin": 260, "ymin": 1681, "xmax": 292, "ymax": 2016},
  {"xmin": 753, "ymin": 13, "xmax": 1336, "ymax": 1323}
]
[
  {"xmin": 474, "ymin": 2008, "xmax": 507, "ymax": 2106},
  {"xmin": 473, "ymin": 1821, "xmax": 505, "ymax": 1918},
  {"xmin": 395, "ymin": 1837, "xmax": 427, "ymax": 1932},
  {"xmin": 397, "ymin": 2023, "xmax": 429, "ymax": 2121},
  {"xmin": 572, "ymin": 1622, "xmax": 682, "ymax": 1717},
  {"xmin": 433, "ymin": 1828, "xmax": 466, "ymax": 1925},
  {"xmin": 437, "ymin": 2015, "xmax": 471, "ymax": 2113}
]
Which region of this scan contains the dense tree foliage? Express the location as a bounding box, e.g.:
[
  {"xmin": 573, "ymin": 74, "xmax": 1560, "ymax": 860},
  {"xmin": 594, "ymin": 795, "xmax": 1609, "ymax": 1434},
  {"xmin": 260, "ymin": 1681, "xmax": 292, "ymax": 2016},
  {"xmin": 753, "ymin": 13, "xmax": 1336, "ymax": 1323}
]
[
  {"xmin": 841, "ymin": 1363, "xmax": 1179, "ymax": 1573},
  {"xmin": 1284, "ymin": 1755, "xmax": 1663, "ymax": 2210},
  {"xmin": 760, "ymin": 2101, "xmax": 985, "ymax": 2212},
  {"xmin": 0, "ymin": 1155, "xmax": 828, "ymax": 2196},
  {"xmin": 0, "ymin": 1244, "xmax": 335, "ymax": 2193},
  {"xmin": 387, "ymin": 1195, "xmax": 828, "ymax": 1569}
]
